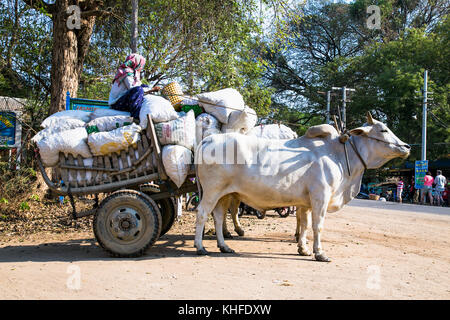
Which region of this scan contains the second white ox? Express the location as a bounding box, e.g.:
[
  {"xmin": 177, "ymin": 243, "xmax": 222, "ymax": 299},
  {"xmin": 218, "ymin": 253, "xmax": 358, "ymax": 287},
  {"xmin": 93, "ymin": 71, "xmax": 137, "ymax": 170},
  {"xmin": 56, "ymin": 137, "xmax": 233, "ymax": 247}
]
[{"xmin": 193, "ymin": 113, "xmax": 410, "ymax": 262}]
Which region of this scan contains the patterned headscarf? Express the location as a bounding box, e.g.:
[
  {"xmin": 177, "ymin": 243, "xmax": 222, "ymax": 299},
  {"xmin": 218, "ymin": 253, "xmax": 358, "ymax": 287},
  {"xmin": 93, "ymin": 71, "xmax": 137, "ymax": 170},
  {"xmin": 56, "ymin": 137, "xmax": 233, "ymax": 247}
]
[{"xmin": 113, "ymin": 53, "xmax": 146, "ymax": 86}]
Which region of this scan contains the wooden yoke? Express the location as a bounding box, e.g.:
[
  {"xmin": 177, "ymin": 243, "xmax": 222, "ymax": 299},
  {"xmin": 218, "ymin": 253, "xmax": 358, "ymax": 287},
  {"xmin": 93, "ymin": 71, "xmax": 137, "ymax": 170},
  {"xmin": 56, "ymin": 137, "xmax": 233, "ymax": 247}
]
[{"xmin": 146, "ymin": 114, "xmax": 168, "ymax": 180}]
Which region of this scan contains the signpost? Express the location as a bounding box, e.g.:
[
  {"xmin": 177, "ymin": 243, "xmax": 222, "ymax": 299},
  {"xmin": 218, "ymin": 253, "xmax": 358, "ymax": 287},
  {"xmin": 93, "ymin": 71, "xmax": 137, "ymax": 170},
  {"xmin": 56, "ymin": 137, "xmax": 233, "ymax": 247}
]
[
  {"xmin": 0, "ymin": 110, "xmax": 22, "ymax": 169},
  {"xmin": 0, "ymin": 111, "xmax": 21, "ymax": 147},
  {"xmin": 414, "ymin": 160, "xmax": 428, "ymax": 189}
]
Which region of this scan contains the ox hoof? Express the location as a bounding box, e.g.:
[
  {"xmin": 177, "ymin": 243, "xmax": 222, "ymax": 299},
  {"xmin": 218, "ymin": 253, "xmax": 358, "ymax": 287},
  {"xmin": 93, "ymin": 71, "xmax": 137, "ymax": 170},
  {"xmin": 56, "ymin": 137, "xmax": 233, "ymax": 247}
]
[
  {"xmin": 314, "ymin": 253, "xmax": 331, "ymax": 262},
  {"xmin": 235, "ymin": 228, "xmax": 245, "ymax": 237},
  {"xmin": 196, "ymin": 248, "xmax": 209, "ymax": 256},
  {"xmin": 224, "ymin": 231, "xmax": 233, "ymax": 239},
  {"xmin": 295, "ymin": 234, "xmax": 299, "ymax": 243},
  {"xmin": 219, "ymin": 246, "xmax": 235, "ymax": 254},
  {"xmin": 298, "ymin": 247, "xmax": 312, "ymax": 256}
]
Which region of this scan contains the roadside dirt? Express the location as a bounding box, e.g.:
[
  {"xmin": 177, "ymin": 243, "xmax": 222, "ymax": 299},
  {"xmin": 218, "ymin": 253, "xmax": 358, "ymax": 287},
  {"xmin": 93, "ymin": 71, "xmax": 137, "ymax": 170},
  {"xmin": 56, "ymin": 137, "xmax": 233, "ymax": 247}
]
[{"xmin": 1, "ymin": 201, "xmax": 449, "ymax": 299}]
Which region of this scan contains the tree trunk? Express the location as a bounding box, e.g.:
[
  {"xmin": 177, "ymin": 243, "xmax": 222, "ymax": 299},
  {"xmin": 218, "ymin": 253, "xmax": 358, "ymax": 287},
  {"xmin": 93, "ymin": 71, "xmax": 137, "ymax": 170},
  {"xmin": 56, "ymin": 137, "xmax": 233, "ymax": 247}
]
[
  {"xmin": 48, "ymin": 1, "xmax": 97, "ymax": 115},
  {"xmin": 131, "ymin": 0, "xmax": 139, "ymax": 53}
]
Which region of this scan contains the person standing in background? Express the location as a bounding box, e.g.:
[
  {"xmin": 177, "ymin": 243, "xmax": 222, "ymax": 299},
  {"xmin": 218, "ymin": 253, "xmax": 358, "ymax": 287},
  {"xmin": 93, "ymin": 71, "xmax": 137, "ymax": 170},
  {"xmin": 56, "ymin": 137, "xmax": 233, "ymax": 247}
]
[
  {"xmin": 397, "ymin": 178, "xmax": 404, "ymax": 203},
  {"xmin": 421, "ymin": 171, "xmax": 434, "ymax": 205},
  {"xmin": 434, "ymin": 170, "xmax": 447, "ymax": 206}
]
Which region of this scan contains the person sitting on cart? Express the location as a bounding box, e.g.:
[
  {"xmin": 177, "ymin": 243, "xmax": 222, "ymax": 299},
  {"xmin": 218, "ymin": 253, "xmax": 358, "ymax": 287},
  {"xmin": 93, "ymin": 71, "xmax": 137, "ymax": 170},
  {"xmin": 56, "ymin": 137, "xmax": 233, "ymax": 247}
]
[{"xmin": 108, "ymin": 53, "xmax": 160, "ymax": 119}]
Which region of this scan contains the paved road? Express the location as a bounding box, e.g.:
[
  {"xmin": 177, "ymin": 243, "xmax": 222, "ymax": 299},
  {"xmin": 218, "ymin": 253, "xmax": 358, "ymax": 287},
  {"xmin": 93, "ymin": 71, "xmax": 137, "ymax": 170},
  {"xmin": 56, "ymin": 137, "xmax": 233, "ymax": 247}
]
[{"xmin": 348, "ymin": 199, "xmax": 450, "ymax": 215}]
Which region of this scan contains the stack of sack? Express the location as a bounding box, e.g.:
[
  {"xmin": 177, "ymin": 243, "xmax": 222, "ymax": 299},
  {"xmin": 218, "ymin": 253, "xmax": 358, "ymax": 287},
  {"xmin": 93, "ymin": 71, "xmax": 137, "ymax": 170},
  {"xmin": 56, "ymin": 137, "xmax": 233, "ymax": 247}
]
[
  {"xmin": 32, "ymin": 109, "xmax": 146, "ymax": 180},
  {"xmin": 32, "ymin": 85, "xmax": 298, "ymax": 189}
]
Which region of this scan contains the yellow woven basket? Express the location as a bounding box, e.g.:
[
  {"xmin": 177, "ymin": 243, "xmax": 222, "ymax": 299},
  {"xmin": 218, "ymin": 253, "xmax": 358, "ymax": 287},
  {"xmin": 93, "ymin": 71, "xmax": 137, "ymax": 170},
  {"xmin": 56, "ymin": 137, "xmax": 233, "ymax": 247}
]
[{"xmin": 162, "ymin": 82, "xmax": 184, "ymax": 110}]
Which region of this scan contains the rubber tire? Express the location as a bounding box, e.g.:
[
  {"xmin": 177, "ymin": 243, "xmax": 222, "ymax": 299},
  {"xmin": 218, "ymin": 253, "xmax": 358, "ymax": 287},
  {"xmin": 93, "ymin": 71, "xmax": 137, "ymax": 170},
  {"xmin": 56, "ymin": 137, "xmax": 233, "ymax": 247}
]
[
  {"xmin": 255, "ymin": 210, "xmax": 266, "ymax": 219},
  {"xmin": 156, "ymin": 197, "xmax": 176, "ymax": 236},
  {"xmin": 93, "ymin": 190, "xmax": 162, "ymax": 258},
  {"xmin": 276, "ymin": 207, "xmax": 290, "ymax": 218}
]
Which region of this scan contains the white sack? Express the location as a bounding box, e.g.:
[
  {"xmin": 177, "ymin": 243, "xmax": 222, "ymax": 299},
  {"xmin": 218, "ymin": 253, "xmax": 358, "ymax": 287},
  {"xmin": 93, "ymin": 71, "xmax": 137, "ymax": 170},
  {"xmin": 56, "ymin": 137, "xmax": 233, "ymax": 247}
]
[
  {"xmin": 32, "ymin": 119, "xmax": 86, "ymax": 143},
  {"xmin": 90, "ymin": 108, "xmax": 131, "ymax": 120},
  {"xmin": 139, "ymin": 94, "xmax": 179, "ymax": 129},
  {"xmin": 162, "ymin": 145, "xmax": 192, "ymax": 188},
  {"xmin": 247, "ymin": 124, "xmax": 298, "ymax": 140},
  {"xmin": 195, "ymin": 88, "xmax": 245, "ymax": 124},
  {"xmin": 203, "ymin": 128, "xmax": 222, "ymax": 139},
  {"xmin": 195, "ymin": 113, "xmax": 221, "ymax": 145},
  {"xmin": 221, "ymin": 106, "xmax": 257, "ymax": 134},
  {"xmin": 85, "ymin": 115, "xmax": 134, "ymax": 133},
  {"xmin": 87, "ymin": 123, "xmax": 142, "ymax": 156},
  {"xmin": 155, "ymin": 110, "xmax": 196, "ymax": 150},
  {"xmin": 41, "ymin": 110, "xmax": 91, "ymax": 128},
  {"xmin": 37, "ymin": 127, "xmax": 92, "ymax": 167}
]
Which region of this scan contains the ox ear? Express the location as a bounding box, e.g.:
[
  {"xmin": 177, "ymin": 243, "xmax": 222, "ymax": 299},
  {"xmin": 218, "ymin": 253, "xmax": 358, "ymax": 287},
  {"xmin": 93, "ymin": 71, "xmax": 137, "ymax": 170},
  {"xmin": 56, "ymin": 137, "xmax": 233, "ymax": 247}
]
[
  {"xmin": 349, "ymin": 126, "xmax": 371, "ymax": 136},
  {"xmin": 367, "ymin": 111, "xmax": 374, "ymax": 124}
]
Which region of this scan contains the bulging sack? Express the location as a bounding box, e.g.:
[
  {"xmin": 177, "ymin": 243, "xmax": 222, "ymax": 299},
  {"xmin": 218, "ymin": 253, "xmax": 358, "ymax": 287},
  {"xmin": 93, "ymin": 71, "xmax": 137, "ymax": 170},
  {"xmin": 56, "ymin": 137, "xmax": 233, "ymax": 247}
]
[
  {"xmin": 90, "ymin": 108, "xmax": 131, "ymax": 120},
  {"xmin": 195, "ymin": 113, "xmax": 221, "ymax": 145},
  {"xmin": 36, "ymin": 127, "xmax": 92, "ymax": 167},
  {"xmin": 139, "ymin": 94, "xmax": 179, "ymax": 129},
  {"xmin": 162, "ymin": 145, "xmax": 192, "ymax": 188},
  {"xmin": 195, "ymin": 88, "xmax": 245, "ymax": 124},
  {"xmin": 32, "ymin": 118, "xmax": 86, "ymax": 144},
  {"xmin": 85, "ymin": 115, "xmax": 134, "ymax": 133},
  {"xmin": 247, "ymin": 124, "xmax": 298, "ymax": 140},
  {"xmin": 41, "ymin": 110, "xmax": 91, "ymax": 128},
  {"xmin": 87, "ymin": 123, "xmax": 142, "ymax": 156},
  {"xmin": 222, "ymin": 106, "xmax": 257, "ymax": 134},
  {"xmin": 155, "ymin": 110, "xmax": 196, "ymax": 150}
]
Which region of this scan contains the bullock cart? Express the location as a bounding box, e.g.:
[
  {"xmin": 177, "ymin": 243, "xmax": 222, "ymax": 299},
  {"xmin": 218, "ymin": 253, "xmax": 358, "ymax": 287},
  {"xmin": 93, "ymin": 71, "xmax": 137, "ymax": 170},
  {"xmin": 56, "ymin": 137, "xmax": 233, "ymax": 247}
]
[{"xmin": 36, "ymin": 109, "xmax": 198, "ymax": 257}]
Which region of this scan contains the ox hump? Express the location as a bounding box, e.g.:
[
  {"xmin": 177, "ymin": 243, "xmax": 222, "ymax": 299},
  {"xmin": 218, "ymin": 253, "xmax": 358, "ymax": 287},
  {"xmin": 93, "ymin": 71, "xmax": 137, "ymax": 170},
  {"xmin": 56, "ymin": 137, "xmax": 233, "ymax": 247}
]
[{"xmin": 304, "ymin": 124, "xmax": 339, "ymax": 139}]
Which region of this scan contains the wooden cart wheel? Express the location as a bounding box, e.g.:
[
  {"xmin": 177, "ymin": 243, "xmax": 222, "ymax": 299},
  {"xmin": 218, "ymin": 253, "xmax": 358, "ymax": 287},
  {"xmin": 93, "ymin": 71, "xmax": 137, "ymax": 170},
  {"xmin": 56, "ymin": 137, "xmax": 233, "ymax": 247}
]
[
  {"xmin": 93, "ymin": 190, "xmax": 162, "ymax": 257},
  {"xmin": 155, "ymin": 197, "xmax": 176, "ymax": 237}
]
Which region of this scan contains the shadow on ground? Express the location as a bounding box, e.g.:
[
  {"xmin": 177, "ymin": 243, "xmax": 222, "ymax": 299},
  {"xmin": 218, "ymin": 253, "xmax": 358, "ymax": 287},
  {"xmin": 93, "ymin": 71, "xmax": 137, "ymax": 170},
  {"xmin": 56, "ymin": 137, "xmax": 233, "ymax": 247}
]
[{"xmin": 0, "ymin": 233, "xmax": 318, "ymax": 264}]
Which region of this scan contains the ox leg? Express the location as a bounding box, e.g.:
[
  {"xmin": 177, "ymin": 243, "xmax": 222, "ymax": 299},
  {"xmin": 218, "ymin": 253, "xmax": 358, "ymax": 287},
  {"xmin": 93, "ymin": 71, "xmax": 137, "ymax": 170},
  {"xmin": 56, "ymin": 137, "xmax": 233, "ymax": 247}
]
[
  {"xmin": 213, "ymin": 196, "xmax": 235, "ymax": 253},
  {"xmin": 230, "ymin": 198, "xmax": 245, "ymax": 236},
  {"xmin": 311, "ymin": 196, "xmax": 331, "ymax": 262},
  {"xmin": 297, "ymin": 208, "xmax": 312, "ymax": 256},
  {"xmin": 222, "ymin": 212, "xmax": 233, "ymax": 239},
  {"xmin": 194, "ymin": 204, "xmax": 210, "ymax": 255}
]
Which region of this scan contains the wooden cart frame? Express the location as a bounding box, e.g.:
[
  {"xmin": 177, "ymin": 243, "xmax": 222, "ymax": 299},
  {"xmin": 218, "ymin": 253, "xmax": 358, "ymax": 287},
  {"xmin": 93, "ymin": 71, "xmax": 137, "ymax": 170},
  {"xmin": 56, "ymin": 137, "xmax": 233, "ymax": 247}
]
[{"xmin": 36, "ymin": 115, "xmax": 198, "ymax": 257}]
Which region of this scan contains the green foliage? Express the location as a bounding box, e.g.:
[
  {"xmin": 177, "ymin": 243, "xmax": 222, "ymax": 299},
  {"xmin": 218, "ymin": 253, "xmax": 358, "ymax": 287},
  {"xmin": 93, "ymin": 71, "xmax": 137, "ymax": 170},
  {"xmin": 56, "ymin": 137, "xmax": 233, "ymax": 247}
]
[
  {"xmin": 263, "ymin": 0, "xmax": 449, "ymax": 162},
  {"xmin": 0, "ymin": 198, "xmax": 8, "ymax": 205},
  {"xmin": 19, "ymin": 201, "xmax": 30, "ymax": 211},
  {"xmin": 29, "ymin": 194, "xmax": 40, "ymax": 202},
  {"xmin": 81, "ymin": 0, "xmax": 273, "ymax": 115}
]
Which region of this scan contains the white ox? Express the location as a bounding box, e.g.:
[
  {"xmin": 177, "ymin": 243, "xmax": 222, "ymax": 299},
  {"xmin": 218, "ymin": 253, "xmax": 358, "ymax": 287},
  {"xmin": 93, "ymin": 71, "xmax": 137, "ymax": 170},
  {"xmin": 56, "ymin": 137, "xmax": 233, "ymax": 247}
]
[{"xmin": 193, "ymin": 113, "xmax": 410, "ymax": 262}]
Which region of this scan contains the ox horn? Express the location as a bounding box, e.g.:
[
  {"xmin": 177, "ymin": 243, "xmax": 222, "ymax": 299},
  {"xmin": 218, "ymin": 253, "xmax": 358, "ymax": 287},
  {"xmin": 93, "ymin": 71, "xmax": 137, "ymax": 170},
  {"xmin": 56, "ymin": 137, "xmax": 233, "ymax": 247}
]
[{"xmin": 367, "ymin": 111, "xmax": 374, "ymax": 124}]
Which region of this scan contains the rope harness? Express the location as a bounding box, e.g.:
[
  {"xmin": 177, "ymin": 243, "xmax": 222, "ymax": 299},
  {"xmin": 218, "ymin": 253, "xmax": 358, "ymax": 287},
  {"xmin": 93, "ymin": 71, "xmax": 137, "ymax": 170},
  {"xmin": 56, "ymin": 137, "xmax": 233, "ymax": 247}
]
[{"xmin": 333, "ymin": 115, "xmax": 406, "ymax": 176}]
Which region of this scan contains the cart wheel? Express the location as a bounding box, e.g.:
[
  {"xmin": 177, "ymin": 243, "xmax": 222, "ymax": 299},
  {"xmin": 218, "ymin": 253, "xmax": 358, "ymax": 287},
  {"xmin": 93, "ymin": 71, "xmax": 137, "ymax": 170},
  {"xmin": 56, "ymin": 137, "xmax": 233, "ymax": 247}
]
[
  {"xmin": 276, "ymin": 207, "xmax": 290, "ymax": 218},
  {"xmin": 156, "ymin": 197, "xmax": 176, "ymax": 237},
  {"xmin": 255, "ymin": 210, "xmax": 266, "ymax": 219},
  {"xmin": 237, "ymin": 204, "xmax": 244, "ymax": 217},
  {"xmin": 93, "ymin": 190, "xmax": 162, "ymax": 257}
]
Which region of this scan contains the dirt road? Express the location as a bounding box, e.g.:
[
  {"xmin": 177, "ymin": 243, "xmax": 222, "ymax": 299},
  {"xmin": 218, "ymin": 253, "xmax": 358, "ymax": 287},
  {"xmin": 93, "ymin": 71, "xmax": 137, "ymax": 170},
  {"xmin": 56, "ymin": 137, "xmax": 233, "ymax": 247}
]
[{"xmin": 1, "ymin": 200, "xmax": 449, "ymax": 299}]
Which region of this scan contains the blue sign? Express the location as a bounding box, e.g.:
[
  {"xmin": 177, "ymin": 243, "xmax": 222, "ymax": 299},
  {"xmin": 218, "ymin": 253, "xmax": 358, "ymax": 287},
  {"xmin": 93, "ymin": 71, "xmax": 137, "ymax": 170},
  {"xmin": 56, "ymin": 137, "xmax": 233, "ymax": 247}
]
[
  {"xmin": 0, "ymin": 111, "xmax": 17, "ymax": 147},
  {"xmin": 414, "ymin": 160, "xmax": 428, "ymax": 189},
  {"xmin": 66, "ymin": 91, "xmax": 109, "ymax": 112}
]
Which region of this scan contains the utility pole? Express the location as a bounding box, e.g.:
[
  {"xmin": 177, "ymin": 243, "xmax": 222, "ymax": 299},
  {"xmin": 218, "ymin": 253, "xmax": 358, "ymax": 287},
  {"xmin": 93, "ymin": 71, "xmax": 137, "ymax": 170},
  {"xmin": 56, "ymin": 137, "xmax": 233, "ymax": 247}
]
[
  {"xmin": 317, "ymin": 90, "xmax": 336, "ymax": 124},
  {"xmin": 326, "ymin": 91, "xmax": 331, "ymax": 124},
  {"xmin": 332, "ymin": 86, "xmax": 355, "ymax": 129},
  {"xmin": 421, "ymin": 70, "xmax": 428, "ymax": 160}
]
